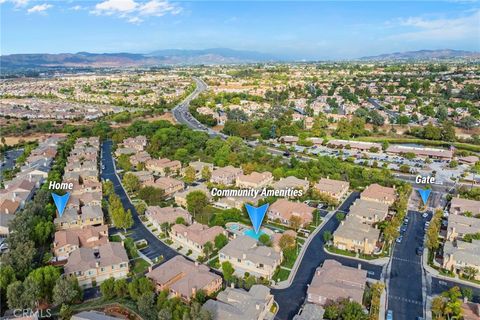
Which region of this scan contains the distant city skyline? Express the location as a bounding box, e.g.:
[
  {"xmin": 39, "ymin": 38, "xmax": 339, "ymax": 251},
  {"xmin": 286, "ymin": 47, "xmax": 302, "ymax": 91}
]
[{"xmin": 1, "ymin": 0, "xmax": 479, "ymax": 59}]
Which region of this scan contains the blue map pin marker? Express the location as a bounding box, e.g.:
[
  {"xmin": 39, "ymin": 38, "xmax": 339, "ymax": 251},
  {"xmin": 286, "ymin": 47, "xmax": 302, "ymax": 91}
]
[
  {"xmin": 417, "ymin": 188, "xmax": 431, "ymax": 206},
  {"xmin": 52, "ymin": 192, "xmax": 70, "ymax": 217},
  {"xmin": 245, "ymin": 203, "xmax": 269, "ymax": 234}
]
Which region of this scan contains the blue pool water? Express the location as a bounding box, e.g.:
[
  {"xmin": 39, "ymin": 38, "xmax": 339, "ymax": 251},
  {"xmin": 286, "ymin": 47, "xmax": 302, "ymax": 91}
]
[
  {"xmin": 228, "ymin": 224, "xmax": 239, "ymax": 231},
  {"xmin": 244, "ymin": 229, "xmax": 266, "ymax": 240}
]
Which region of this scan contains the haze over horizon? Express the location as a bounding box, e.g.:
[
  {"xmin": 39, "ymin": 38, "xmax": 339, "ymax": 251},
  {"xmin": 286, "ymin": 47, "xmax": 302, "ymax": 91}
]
[{"xmin": 1, "ymin": 0, "xmax": 479, "ymax": 59}]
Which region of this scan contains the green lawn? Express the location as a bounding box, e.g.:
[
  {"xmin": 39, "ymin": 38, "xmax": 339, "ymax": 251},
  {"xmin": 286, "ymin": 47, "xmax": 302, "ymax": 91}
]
[
  {"xmin": 131, "ymin": 258, "xmax": 150, "ymax": 275},
  {"xmin": 109, "ymin": 234, "xmax": 122, "ymax": 242},
  {"xmin": 124, "ymin": 238, "xmax": 139, "ymax": 259},
  {"xmin": 195, "ymin": 206, "xmax": 223, "ymax": 225},
  {"xmin": 326, "ymin": 245, "xmax": 356, "ymax": 257},
  {"xmin": 272, "ymin": 268, "xmax": 291, "ymax": 282}
]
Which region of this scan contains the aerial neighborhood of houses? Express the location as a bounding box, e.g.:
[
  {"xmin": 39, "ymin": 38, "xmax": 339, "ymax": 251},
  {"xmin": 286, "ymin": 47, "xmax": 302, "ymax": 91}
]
[{"xmin": 1, "ymin": 61, "xmax": 480, "ymax": 320}]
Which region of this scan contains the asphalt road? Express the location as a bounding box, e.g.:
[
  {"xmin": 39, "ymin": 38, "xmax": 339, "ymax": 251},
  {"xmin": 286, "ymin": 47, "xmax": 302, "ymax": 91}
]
[
  {"xmin": 272, "ymin": 192, "xmax": 385, "ymax": 320},
  {"xmin": 387, "ymin": 210, "xmax": 426, "ymax": 320},
  {"xmin": 0, "ymin": 148, "xmax": 23, "ymax": 178},
  {"xmin": 430, "ymin": 277, "xmax": 480, "ymax": 303},
  {"xmin": 101, "ymin": 140, "xmax": 178, "ymax": 262}
]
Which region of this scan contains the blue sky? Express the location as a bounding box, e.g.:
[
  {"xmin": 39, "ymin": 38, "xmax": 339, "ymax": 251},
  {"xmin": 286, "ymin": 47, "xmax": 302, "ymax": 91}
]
[{"xmin": 1, "ymin": 0, "xmax": 479, "ymax": 59}]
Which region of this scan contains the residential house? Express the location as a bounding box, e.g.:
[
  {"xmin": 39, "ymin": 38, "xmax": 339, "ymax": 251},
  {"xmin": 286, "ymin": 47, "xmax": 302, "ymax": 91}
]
[
  {"xmin": 236, "ymin": 171, "xmax": 273, "ymax": 188},
  {"xmin": 219, "ymin": 235, "xmax": 282, "ymax": 279},
  {"xmin": 170, "ymin": 223, "xmax": 226, "ymax": 255},
  {"xmin": 307, "ymin": 259, "xmax": 367, "ymax": 306},
  {"xmin": 64, "ymin": 242, "xmax": 129, "ymax": 288},
  {"xmin": 53, "ymin": 225, "xmax": 109, "ymax": 259},
  {"xmin": 145, "ymin": 177, "xmax": 184, "ymax": 197},
  {"xmin": 348, "ymin": 199, "xmax": 389, "ymax": 225},
  {"xmin": 443, "ymin": 240, "xmax": 480, "ymax": 280},
  {"xmin": 146, "ymin": 255, "xmax": 222, "ymax": 302},
  {"xmin": 146, "ymin": 158, "xmax": 181, "ymax": 176},
  {"xmin": 360, "ymin": 184, "xmax": 396, "ymax": 206},
  {"xmin": 273, "ymin": 176, "xmax": 310, "ymax": 192},
  {"xmin": 128, "ymin": 170, "xmax": 155, "ymax": 186},
  {"xmin": 145, "ymin": 206, "xmax": 192, "ymax": 228},
  {"xmin": 333, "ymin": 216, "xmax": 380, "ymax": 254},
  {"xmin": 314, "ymin": 178, "xmax": 349, "ymax": 202},
  {"xmin": 211, "ymin": 166, "xmax": 243, "ymax": 185},
  {"xmin": 54, "ymin": 205, "xmax": 104, "ymax": 230},
  {"xmin": 187, "ymin": 161, "xmax": 214, "ymax": 179},
  {"xmin": 202, "ymin": 285, "xmax": 274, "ymax": 320},
  {"xmin": 449, "ymin": 197, "xmax": 480, "ymax": 216},
  {"xmin": 267, "ymin": 199, "xmax": 315, "ymax": 227},
  {"xmin": 279, "ymin": 136, "xmax": 299, "ymax": 145},
  {"xmin": 174, "ymin": 184, "xmax": 210, "ymax": 207},
  {"xmin": 446, "ymin": 215, "xmax": 480, "ymax": 241}
]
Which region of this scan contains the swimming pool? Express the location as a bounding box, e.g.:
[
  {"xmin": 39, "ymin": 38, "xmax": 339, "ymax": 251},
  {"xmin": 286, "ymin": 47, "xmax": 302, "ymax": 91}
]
[
  {"xmin": 243, "ymin": 228, "xmax": 266, "ymax": 240},
  {"xmin": 226, "ymin": 222, "xmax": 272, "ymax": 241}
]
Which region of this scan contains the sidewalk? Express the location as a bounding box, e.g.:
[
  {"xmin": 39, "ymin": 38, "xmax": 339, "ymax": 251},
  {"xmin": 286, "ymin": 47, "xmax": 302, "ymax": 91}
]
[{"xmin": 323, "ymin": 247, "xmax": 390, "ymax": 266}]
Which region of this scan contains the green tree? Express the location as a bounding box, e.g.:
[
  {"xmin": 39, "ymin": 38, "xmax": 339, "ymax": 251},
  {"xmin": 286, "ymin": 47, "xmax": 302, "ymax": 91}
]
[
  {"xmin": 186, "ymin": 190, "xmax": 209, "ymax": 218},
  {"xmin": 323, "ymin": 231, "xmax": 332, "ymax": 243},
  {"xmin": 201, "ymin": 166, "xmax": 212, "ymax": 181},
  {"xmin": 117, "ymin": 154, "xmax": 132, "ymax": 171},
  {"xmin": 289, "ymin": 215, "xmax": 303, "ymax": 230},
  {"xmin": 278, "ymin": 233, "xmax": 296, "ymax": 250},
  {"xmin": 183, "ymin": 166, "xmax": 196, "ymax": 185},
  {"xmin": 258, "ymin": 234, "xmax": 271, "ymax": 246},
  {"xmin": 138, "ymin": 186, "xmax": 165, "ymax": 205},
  {"xmin": 138, "ymin": 292, "xmax": 157, "ymax": 320},
  {"xmin": 100, "ymin": 277, "xmax": 116, "ymax": 300},
  {"xmin": 203, "ymin": 241, "xmax": 214, "ymax": 260},
  {"xmin": 114, "ymin": 278, "xmax": 129, "ymax": 298},
  {"xmin": 7, "ymin": 281, "xmax": 26, "ymax": 309},
  {"xmin": 221, "ymin": 261, "xmax": 235, "ymax": 283},
  {"xmin": 103, "ymin": 180, "xmax": 115, "ymax": 197},
  {"xmin": 214, "ymin": 233, "xmax": 228, "ymax": 250},
  {"xmin": 123, "ymin": 173, "xmax": 140, "ymax": 193},
  {"xmin": 26, "ymin": 265, "xmax": 61, "ymax": 303},
  {"xmin": 59, "ymin": 304, "xmax": 73, "ymax": 320},
  {"xmin": 0, "ymin": 265, "xmax": 16, "ymax": 298},
  {"xmin": 52, "ymin": 276, "xmax": 82, "ymax": 306},
  {"xmin": 128, "ymin": 276, "xmax": 154, "ymax": 302}
]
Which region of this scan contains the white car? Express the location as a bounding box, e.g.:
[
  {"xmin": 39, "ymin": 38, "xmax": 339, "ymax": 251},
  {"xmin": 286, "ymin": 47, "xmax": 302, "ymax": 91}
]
[{"xmin": 422, "ymin": 212, "xmax": 428, "ymax": 218}]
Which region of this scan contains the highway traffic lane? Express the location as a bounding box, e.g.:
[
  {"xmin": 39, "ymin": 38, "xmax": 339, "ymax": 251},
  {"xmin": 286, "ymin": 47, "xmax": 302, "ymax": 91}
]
[
  {"xmin": 101, "ymin": 140, "xmax": 178, "ymax": 261},
  {"xmin": 387, "ymin": 211, "xmax": 425, "ymax": 320}
]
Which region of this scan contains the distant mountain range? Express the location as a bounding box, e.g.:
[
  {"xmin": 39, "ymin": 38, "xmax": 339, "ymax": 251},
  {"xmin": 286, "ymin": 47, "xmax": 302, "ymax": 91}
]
[
  {"xmin": 0, "ymin": 48, "xmax": 278, "ymax": 68},
  {"xmin": 1, "ymin": 48, "xmax": 479, "ymax": 68},
  {"xmin": 359, "ymin": 49, "xmax": 480, "ymax": 61}
]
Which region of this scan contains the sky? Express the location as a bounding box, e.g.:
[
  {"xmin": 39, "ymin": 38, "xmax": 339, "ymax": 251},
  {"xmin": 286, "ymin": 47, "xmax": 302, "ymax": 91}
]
[{"xmin": 1, "ymin": 0, "xmax": 479, "ymax": 59}]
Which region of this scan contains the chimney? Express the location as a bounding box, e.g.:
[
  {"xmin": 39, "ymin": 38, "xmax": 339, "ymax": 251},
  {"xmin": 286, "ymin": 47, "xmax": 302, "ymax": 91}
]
[
  {"xmin": 230, "ymin": 282, "xmax": 234, "ymax": 288},
  {"xmin": 5, "ymin": 209, "xmax": 9, "ymax": 214},
  {"xmin": 256, "ymin": 304, "xmax": 260, "ymax": 310},
  {"xmin": 195, "ymin": 261, "xmax": 199, "ymax": 267},
  {"xmin": 357, "ymin": 263, "xmax": 361, "ymax": 270},
  {"xmin": 242, "ymin": 254, "xmax": 246, "ymax": 259},
  {"xmin": 148, "ymin": 266, "xmax": 153, "ymax": 273}
]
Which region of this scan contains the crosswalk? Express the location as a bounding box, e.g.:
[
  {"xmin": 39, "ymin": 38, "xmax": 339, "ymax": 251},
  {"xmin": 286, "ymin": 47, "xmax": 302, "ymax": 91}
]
[
  {"xmin": 388, "ymin": 295, "xmax": 423, "ymax": 306},
  {"xmin": 391, "ymin": 256, "xmax": 421, "ymax": 265}
]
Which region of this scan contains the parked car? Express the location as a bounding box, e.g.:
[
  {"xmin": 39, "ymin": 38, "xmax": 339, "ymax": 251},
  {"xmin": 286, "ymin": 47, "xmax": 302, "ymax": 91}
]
[
  {"xmin": 422, "ymin": 212, "xmax": 429, "ymax": 218},
  {"xmin": 396, "ymin": 236, "xmax": 403, "ymax": 243},
  {"xmin": 386, "ymin": 310, "xmax": 393, "ymax": 320},
  {"xmin": 416, "ymin": 247, "xmax": 424, "ymax": 255}
]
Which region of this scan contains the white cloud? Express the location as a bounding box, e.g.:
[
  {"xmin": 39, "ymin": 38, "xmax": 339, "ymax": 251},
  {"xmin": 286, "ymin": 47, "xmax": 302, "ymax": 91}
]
[
  {"xmin": 0, "ymin": 0, "xmax": 30, "ymax": 7},
  {"xmin": 138, "ymin": 0, "xmax": 181, "ymax": 16},
  {"xmin": 93, "ymin": 0, "xmax": 137, "ymax": 15},
  {"xmin": 70, "ymin": 5, "xmax": 83, "ymax": 11},
  {"xmin": 27, "ymin": 3, "xmax": 52, "ymax": 13},
  {"xmin": 390, "ymin": 10, "xmax": 480, "ymax": 41},
  {"xmin": 91, "ymin": 0, "xmax": 181, "ymax": 23}
]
